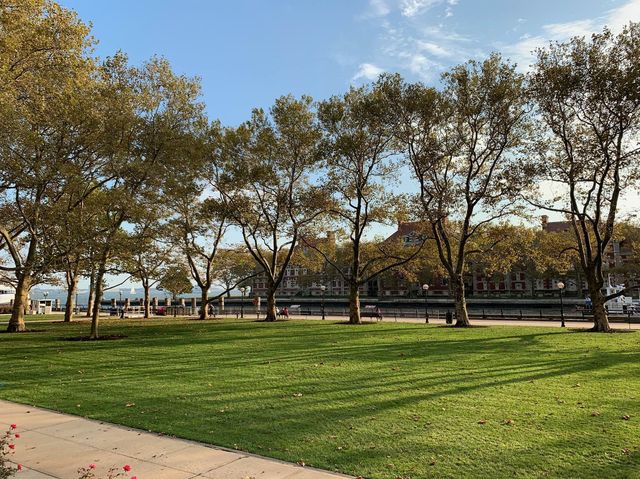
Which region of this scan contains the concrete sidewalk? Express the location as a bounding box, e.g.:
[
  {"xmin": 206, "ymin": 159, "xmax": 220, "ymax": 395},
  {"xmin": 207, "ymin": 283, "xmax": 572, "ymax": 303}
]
[{"xmin": 0, "ymin": 400, "xmax": 351, "ymax": 479}]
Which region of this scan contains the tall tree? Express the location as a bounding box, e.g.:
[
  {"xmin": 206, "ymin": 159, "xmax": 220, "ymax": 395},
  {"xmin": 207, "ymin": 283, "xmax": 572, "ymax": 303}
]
[
  {"xmin": 163, "ymin": 130, "xmax": 232, "ymax": 321},
  {"xmin": 217, "ymin": 95, "xmax": 326, "ymax": 322},
  {"xmin": 391, "ymin": 55, "xmax": 531, "ymax": 327},
  {"xmin": 0, "ymin": 0, "xmax": 107, "ymax": 332},
  {"xmin": 315, "ymin": 81, "xmax": 426, "ymax": 324},
  {"xmin": 529, "ymin": 24, "xmax": 640, "ymax": 332},
  {"xmin": 87, "ymin": 56, "xmax": 207, "ymax": 338}
]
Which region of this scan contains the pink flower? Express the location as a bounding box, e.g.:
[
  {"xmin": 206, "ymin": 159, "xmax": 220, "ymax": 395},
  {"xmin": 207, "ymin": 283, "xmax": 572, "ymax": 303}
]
[
  {"xmin": 123, "ymin": 464, "xmax": 131, "ymax": 472},
  {"xmin": 14, "ymin": 433, "xmax": 20, "ymax": 438},
  {"xmin": 8, "ymin": 444, "xmax": 15, "ymax": 449},
  {"xmin": 10, "ymin": 424, "xmax": 17, "ymax": 429},
  {"xmin": 17, "ymin": 464, "xmax": 22, "ymax": 471},
  {"xmin": 131, "ymin": 477, "xmax": 137, "ymax": 479}
]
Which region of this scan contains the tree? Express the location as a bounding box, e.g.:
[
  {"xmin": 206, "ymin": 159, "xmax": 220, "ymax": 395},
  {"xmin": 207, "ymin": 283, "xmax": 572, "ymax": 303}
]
[
  {"xmin": 0, "ymin": 0, "xmax": 106, "ymax": 332},
  {"xmin": 217, "ymin": 95, "xmax": 326, "ymax": 321},
  {"xmin": 158, "ymin": 265, "xmax": 193, "ymax": 317},
  {"xmin": 164, "ymin": 135, "xmax": 229, "ymax": 320},
  {"xmin": 120, "ymin": 219, "xmax": 169, "ymax": 319},
  {"xmin": 391, "ymin": 55, "xmax": 531, "ymax": 327},
  {"xmin": 86, "ymin": 56, "xmax": 207, "ymax": 339},
  {"xmin": 529, "ymin": 24, "xmax": 640, "ymax": 332},
  {"xmin": 313, "ymin": 80, "xmax": 426, "ymax": 324},
  {"xmin": 215, "ymin": 247, "xmax": 256, "ymax": 298}
]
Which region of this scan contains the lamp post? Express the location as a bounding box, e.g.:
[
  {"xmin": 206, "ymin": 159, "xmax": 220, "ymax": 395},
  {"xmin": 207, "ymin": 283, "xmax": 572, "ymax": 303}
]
[
  {"xmin": 240, "ymin": 287, "xmax": 246, "ymax": 319},
  {"xmin": 320, "ymin": 285, "xmax": 326, "ymax": 320},
  {"xmin": 557, "ymin": 281, "xmax": 566, "ymax": 328},
  {"xmin": 422, "ymin": 284, "xmax": 429, "ymax": 323}
]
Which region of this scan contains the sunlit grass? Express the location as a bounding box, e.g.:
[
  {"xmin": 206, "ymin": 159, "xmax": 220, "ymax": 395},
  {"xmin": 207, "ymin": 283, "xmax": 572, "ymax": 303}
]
[{"xmin": 1, "ymin": 318, "xmax": 638, "ymax": 478}]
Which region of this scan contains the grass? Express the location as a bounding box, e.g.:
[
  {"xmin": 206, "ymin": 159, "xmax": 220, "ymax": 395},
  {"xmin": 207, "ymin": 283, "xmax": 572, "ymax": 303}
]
[
  {"xmin": 0, "ymin": 313, "xmax": 70, "ymax": 322},
  {"xmin": 0, "ymin": 318, "xmax": 639, "ymax": 479}
]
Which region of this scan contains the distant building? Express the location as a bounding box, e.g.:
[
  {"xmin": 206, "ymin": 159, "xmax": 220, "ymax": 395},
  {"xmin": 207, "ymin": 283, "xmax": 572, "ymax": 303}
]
[{"xmin": 249, "ymin": 216, "xmax": 637, "ymax": 300}]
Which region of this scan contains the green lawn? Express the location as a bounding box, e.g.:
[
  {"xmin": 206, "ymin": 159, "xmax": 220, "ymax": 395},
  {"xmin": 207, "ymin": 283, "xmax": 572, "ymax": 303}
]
[
  {"xmin": 0, "ymin": 319, "xmax": 638, "ymax": 478},
  {"xmin": 0, "ymin": 313, "xmax": 70, "ymax": 322}
]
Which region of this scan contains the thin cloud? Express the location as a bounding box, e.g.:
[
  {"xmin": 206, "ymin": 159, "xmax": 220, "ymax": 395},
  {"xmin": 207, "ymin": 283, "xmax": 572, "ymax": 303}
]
[
  {"xmin": 367, "ymin": 0, "xmax": 391, "ymax": 18},
  {"xmin": 502, "ymin": 0, "xmax": 640, "ymax": 71},
  {"xmin": 400, "ymin": 0, "xmax": 442, "ymax": 17},
  {"xmin": 352, "ymin": 63, "xmax": 385, "ymax": 81}
]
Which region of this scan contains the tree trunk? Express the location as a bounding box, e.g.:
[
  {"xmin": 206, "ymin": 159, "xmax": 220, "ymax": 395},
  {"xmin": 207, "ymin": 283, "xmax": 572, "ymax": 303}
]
[
  {"xmin": 589, "ymin": 284, "xmax": 611, "ymax": 332},
  {"xmin": 90, "ymin": 265, "xmax": 106, "ymax": 339},
  {"xmin": 64, "ymin": 273, "xmax": 79, "ymax": 323},
  {"xmin": 452, "ymin": 274, "xmax": 470, "ymax": 327},
  {"xmin": 265, "ymin": 286, "xmax": 277, "ymax": 322},
  {"xmin": 143, "ymin": 283, "xmax": 151, "ymax": 319},
  {"xmin": 349, "ymin": 281, "xmax": 361, "ymax": 324},
  {"xmin": 7, "ymin": 274, "xmax": 30, "ymax": 332},
  {"xmin": 199, "ymin": 287, "xmax": 209, "ymax": 320},
  {"xmin": 86, "ymin": 268, "xmax": 95, "ymax": 318}
]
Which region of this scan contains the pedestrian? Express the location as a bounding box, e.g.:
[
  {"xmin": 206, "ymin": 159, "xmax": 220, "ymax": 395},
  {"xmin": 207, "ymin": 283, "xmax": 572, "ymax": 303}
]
[{"xmin": 283, "ymin": 306, "xmax": 289, "ymax": 319}]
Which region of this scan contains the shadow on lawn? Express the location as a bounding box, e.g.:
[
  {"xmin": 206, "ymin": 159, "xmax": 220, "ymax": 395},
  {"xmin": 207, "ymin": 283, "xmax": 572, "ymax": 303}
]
[{"xmin": 2, "ymin": 320, "xmax": 639, "ymax": 479}]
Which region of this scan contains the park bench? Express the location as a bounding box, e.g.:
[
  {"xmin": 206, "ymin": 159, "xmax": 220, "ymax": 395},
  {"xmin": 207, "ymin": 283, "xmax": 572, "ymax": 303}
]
[{"xmin": 362, "ymin": 305, "xmax": 383, "ymax": 321}]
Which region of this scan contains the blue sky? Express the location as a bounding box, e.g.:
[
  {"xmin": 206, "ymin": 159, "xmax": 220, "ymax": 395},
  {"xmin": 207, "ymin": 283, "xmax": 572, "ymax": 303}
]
[
  {"xmin": 40, "ymin": 0, "xmax": 639, "ymax": 294},
  {"xmin": 59, "ymin": 0, "xmax": 640, "ymax": 126}
]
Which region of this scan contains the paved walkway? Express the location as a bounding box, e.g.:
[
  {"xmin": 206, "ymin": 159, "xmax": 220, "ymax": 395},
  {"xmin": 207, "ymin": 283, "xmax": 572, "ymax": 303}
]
[{"xmin": 1, "ymin": 400, "xmax": 351, "ymax": 479}]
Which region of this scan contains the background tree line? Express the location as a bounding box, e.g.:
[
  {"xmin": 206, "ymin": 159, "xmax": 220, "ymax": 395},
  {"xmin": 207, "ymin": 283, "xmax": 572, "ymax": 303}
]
[{"xmin": 1, "ymin": 0, "xmax": 639, "ymax": 335}]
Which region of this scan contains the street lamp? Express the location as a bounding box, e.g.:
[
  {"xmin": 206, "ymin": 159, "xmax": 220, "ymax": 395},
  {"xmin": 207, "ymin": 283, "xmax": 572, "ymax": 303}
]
[
  {"xmin": 320, "ymin": 285, "xmax": 326, "ymax": 320},
  {"xmin": 557, "ymin": 281, "xmax": 566, "ymax": 328},
  {"xmin": 422, "ymin": 284, "xmax": 430, "ymax": 323},
  {"xmin": 240, "ymin": 287, "xmax": 246, "ymax": 319}
]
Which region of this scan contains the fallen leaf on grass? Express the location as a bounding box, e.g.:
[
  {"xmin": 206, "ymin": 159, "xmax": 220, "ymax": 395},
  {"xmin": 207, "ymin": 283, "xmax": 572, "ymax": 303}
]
[
  {"xmin": 293, "ymin": 392, "xmax": 303, "ymax": 397},
  {"xmin": 504, "ymin": 419, "xmax": 514, "ymax": 425},
  {"xmin": 591, "ymin": 411, "xmax": 601, "ymax": 417},
  {"xmin": 478, "ymin": 420, "xmax": 487, "ymax": 425},
  {"xmin": 622, "ymin": 415, "xmax": 631, "ymax": 420},
  {"xmin": 125, "ymin": 403, "xmax": 135, "ymax": 408}
]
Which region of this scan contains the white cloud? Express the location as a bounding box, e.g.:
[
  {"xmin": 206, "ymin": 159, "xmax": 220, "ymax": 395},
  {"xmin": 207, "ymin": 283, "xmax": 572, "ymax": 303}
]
[
  {"xmin": 503, "ymin": 0, "xmax": 640, "ymax": 71},
  {"xmin": 607, "ymin": 0, "xmax": 640, "ymax": 31},
  {"xmin": 367, "ymin": 0, "xmax": 391, "ymax": 18},
  {"xmin": 542, "ymin": 19, "xmax": 597, "ymax": 38},
  {"xmin": 352, "ymin": 63, "xmax": 385, "ymax": 81},
  {"xmin": 400, "ymin": 0, "xmax": 443, "ymax": 17},
  {"xmin": 405, "ymin": 53, "xmax": 439, "ymax": 77},
  {"xmin": 417, "ymin": 40, "xmax": 452, "ymax": 57}
]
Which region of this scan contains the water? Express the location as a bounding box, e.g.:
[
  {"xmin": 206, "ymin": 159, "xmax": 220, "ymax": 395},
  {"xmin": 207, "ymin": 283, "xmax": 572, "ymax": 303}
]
[{"xmin": 29, "ymin": 288, "xmax": 224, "ymax": 308}]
